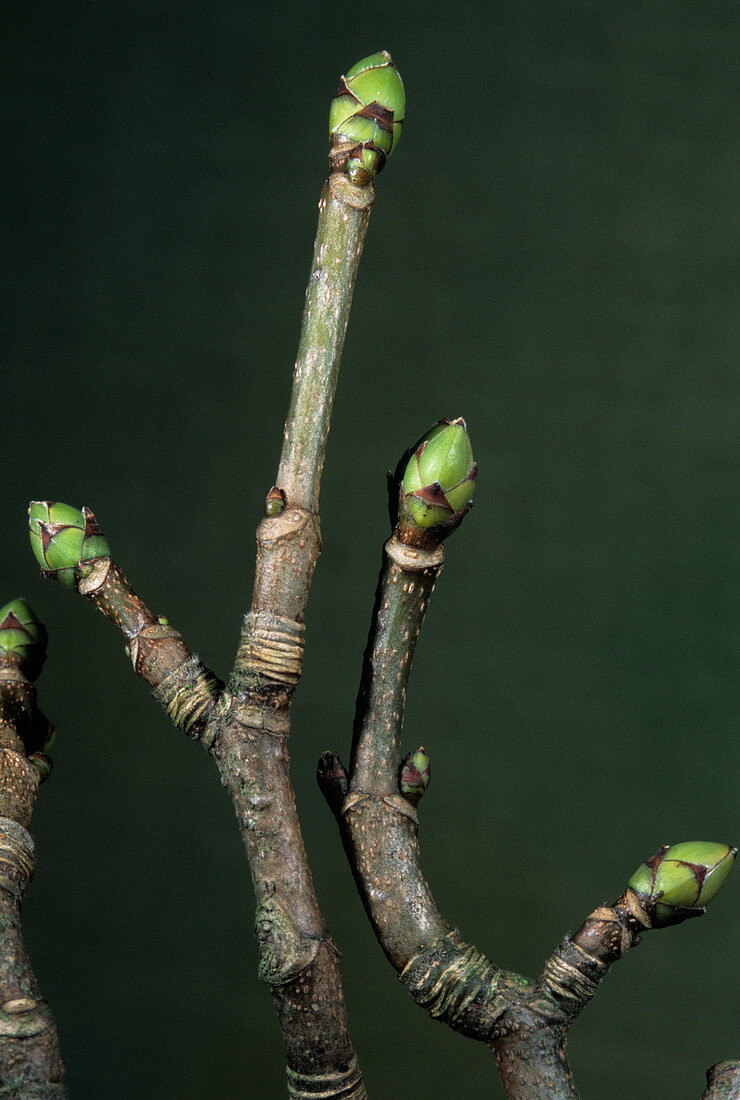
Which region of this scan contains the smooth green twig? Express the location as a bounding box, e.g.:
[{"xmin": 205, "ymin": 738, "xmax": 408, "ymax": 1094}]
[
  {"xmin": 0, "ymin": 600, "xmax": 66, "ymax": 1097},
  {"xmin": 276, "ymin": 175, "xmax": 374, "ymax": 515},
  {"xmin": 278, "ymin": 48, "xmax": 403, "ymax": 512}
]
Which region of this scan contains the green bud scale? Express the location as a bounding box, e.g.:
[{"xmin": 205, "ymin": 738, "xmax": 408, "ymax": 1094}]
[
  {"xmin": 329, "ymin": 51, "xmax": 405, "ymax": 185},
  {"xmin": 400, "ymin": 747, "xmax": 431, "ymax": 807},
  {"xmin": 0, "ymin": 598, "xmax": 48, "ymax": 681},
  {"xmin": 264, "ymin": 486, "xmax": 287, "ymax": 518},
  {"xmin": 399, "ymin": 418, "xmax": 477, "ymax": 533},
  {"xmin": 29, "ymin": 501, "xmax": 110, "ymax": 589},
  {"xmin": 628, "ymin": 841, "xmax": 736, "ymax": 926}
]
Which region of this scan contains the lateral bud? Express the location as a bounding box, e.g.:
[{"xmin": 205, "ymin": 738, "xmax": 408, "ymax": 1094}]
[
  {"xmin": 0, "ymin": 598, "xmax": 47, "ymax": 681},
  {"xmin": 400, "ymin": 747, "xmax": 431, "ymax": 807},
  {"xmin": 264, "ymin": 486, "xmax": 287, "ymax": 518}
]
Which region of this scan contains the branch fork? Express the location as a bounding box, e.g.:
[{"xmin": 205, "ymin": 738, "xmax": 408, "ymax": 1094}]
[{"xmin": 319, "ymin": 430, "xmax": 736, "ymax": 1098}]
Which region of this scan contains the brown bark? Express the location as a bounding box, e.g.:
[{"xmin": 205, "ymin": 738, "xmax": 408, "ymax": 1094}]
[
  {"xmin": 57, "ymin": 172, "xmax": 378, "ymax": 1097},
  {"xmin": 701, "ymin": 1062, "xmax": 740, "ymax": 1100},
  {"xmin": 321, "ymin": 528, "xmax": 734, "ymax": 1099},
  {"xmin": 0, "ymin": 674, "xmax": 66, "ymax": 1097}
]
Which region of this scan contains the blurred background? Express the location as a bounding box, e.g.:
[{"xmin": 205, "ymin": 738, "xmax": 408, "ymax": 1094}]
[{"xmin": 3, "ymin": 2, "xmax": 737, "ymax": 1096}]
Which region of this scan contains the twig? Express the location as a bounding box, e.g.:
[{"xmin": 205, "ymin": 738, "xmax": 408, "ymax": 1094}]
[
  {"xmin": 29, "ymin": 52, "xmax": 406, "ymax": 1099},
  {"xmin": 320, "ymin": 532, "xmax": 579, "ymax": 1097},
  {"xmin": 0, "ymin": 601, "xmax": 66, "ymax": 1097},
  {"xmin": 320, "ymin": 495, "xmax": 736, "ymax": 1098},
  {"xmin": 206, "ymin": 165, "xmax": 376, "ymax": 1100}
]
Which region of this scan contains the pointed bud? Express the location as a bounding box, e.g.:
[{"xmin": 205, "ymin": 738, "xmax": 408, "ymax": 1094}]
[
  {"xmin": 29, "ymin": 501, "xmax": 110, "ymax": 589},
  {"xmin": 329, "ymin": 51, "xmax": 405, "ymax": 185},
  {"xmin": 0, "ymin": 598, "xmax": 48, "ymax": 681},
  {"xmin": 264, "ymin": 486, "xmax": 286, "ymax": 518},
  {"xmin": 400, "ymin": 747, "xmax": 431, "ymax": 807},
  {"xmin": 628, "ymin": 842, "xmax": 736, "ymax": 927},
  {"xmin": 399, "ymin": 418, "xmax": 477, "ymax": 534}
]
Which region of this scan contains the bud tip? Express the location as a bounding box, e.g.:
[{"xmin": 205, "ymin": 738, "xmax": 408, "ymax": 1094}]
[
  {"xmin": 398, "ymin": 418, "xmax": 477, "ymax": 541},
  {"xmin": 628, "ymin": 841, "xmax": 736, "ymax": 926},
  {"xmin": 329, "ymin": 51, "xmax": 405, "ymax": 185}
]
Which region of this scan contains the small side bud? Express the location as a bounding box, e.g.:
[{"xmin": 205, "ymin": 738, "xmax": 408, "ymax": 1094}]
[
  {"xmin": 317, "ymin": 751, "xmax": 349, "ymax": 816},
  {"xmin": 0, "ymin": 598, "xmax": 48, "ymax": 681},
  {"xmin": 264, "ymin": 486, "xmax": 286, "ymax": 518},
  {"xmin": 29, "ymin": 501, "xmax": 110, "ymax": 589},
  {"xmin": 400, "ymin": 747, "xmax": 431, "ymax": 807},
  {"xmin": 398, "ymin": 418, "xmax": 477, "ymax": 543},
  {"xmin": 24, "ymin": 713, "xmax": 55, "ymax": 757},
  {"xmin": 29, "ymin": 752, "xmax": 53, "ymax": 784},
  {"xmin": 628, "ymin": 841, "xmax": 736, "ymax": 927},
  {"xmin": 329, "ymin": 51, "xmax": 405, "ymax": 185}
]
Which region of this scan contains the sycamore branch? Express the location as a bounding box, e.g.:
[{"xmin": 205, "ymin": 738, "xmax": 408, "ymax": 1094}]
[
  {"xmin": 319, "ymin": 420, "xmax": 736, "ymax": 1100},
  {"xmin": 701, "ymin": 1063, "xmax": 740, "ymax": 1100},
  {"xmin": 28, "ymin": 52, "xmax": 406, "ymax": 1100},
  {"xmin": 0, "ymin": 600, "xmax": 66, "ymax": 1097}
]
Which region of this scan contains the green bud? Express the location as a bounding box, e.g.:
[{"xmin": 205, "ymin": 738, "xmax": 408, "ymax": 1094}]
[
  {"xmin": 628, "ymin": 842, "xmax": 736, "ymax": 927},
  {"xmin": 29, "ymin": 501, "xmax": 110, "ymax": 589},
  {"xmin": 400, "ymin": 747, "xmax": 431, "ymax": 807},
  {"xmin": 329, "ymin": 51, "xmax": 405, "ymax": 185},
  {"xmin": 400, "ymin": 418, "xmax": 477, "ymax": 531},
  {"xmin": 264, "ymin": 486, "xmax": 286, "ymax": 518},
  {"xmin": 0, "ymin": 598, "xmax": 48, "ymax": 681}
]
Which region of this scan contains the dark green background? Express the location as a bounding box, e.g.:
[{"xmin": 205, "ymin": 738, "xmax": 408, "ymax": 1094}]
[{"xmin": 4, "ymin": 3, "xmax": 737, "ymax": 1096}]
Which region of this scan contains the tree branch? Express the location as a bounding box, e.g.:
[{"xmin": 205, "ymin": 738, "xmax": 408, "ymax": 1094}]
[
  {"xmin": 203, "ymin": 168, "xmax": 376, "ymax": 1100},
  {"xmin": 320, "ymin": 532, "xmax": 578, "ymax": 1097},
  {"xmin": 0, "ymin": 603, "xmax": 66, "ymax": 1097},
  {"xmin": 320, "ymin": 503, "xmax": 735, "ymax": 1098},
  {"xmin": 276, "ymin": 174, "xmax": 374, "ymax": 514},
  {"xmin": 701, "ymin": 1062, "xmax": 740, "ymax": 1100},
  {"xmin": 29, "ymin": 52, "xmax": 407, "ymax": 1099},
  {"xmin": 79, "ymin": 556, "xmax": 223, "ymax": 747}
]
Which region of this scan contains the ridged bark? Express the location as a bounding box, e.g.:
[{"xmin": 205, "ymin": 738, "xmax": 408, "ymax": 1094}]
[
  {"xmin": 43, "ymin": 168, "xmax": 379, "ymax": 1099},
  {"xmin": 320, "ymin": 527, "xmax": 735, "ymax": 1099},
  {"xmin": 0, "ymin": 675, "xmax": 66, "ymax": 1097}
]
